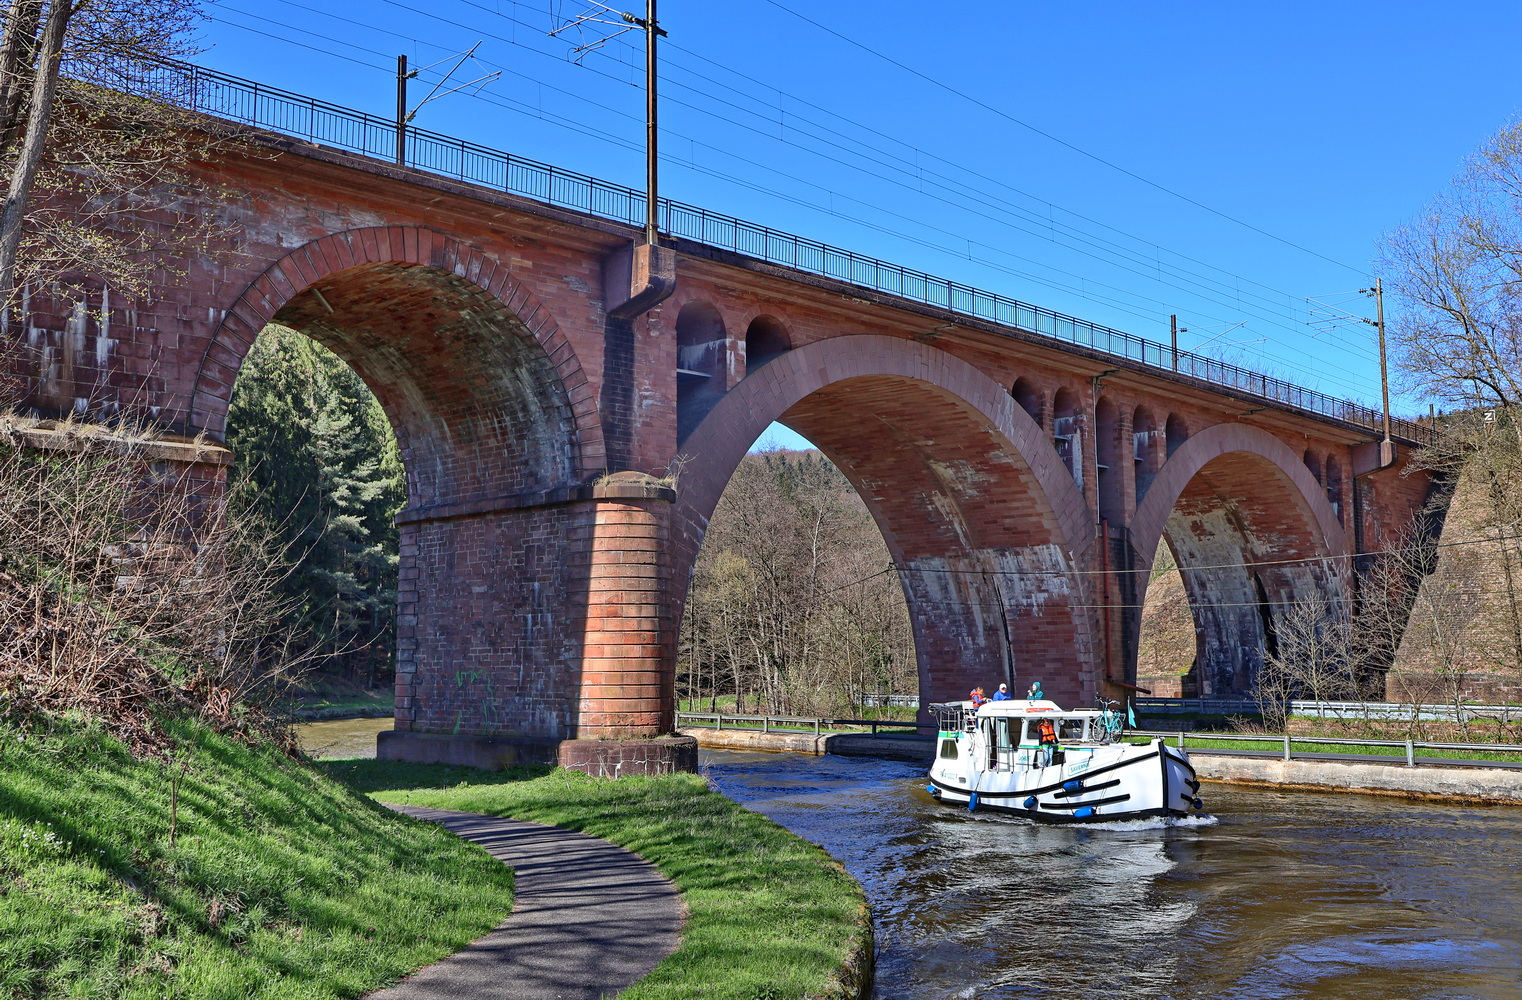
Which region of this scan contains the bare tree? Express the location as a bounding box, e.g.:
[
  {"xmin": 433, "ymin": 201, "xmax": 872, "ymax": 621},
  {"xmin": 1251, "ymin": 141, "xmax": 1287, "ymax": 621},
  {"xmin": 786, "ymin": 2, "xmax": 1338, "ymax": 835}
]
[{"xmin": 0, "ymin": 415, "xmax": 310, "ymax": 753}]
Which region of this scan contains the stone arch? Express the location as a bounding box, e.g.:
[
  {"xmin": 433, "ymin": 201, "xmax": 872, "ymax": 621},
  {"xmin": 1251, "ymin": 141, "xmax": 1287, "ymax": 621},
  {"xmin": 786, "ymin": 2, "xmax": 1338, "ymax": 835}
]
[
  {"xmin": 1129, "ymin": 424, "xmax": 1350, "ymax": 697},
  {"xmin": 188, "ymin": 226, "xmax": 601, "ymax": 490},
  {"xmin": 743, "ymin": 314, "xmax": 792, "ymax": 372},
  {"xmin": 1011, "ymin": 376, "xmax": 1043, "ymax": 428},
  {"xmin": 676, "ymin": 299, "xmax": 728, "ymax": 443},
  {"xmin": 189, "ymin": 226, "xmax": 601, "ymax": 744},
  {"xmin": 674, "ymin": 335, "xmax": 1101, "ymax": 709}
]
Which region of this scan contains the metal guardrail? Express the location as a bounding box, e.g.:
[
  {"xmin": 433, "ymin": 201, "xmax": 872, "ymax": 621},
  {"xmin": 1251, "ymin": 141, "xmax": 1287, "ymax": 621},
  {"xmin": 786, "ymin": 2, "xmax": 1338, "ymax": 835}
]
[
  {"xmin": 680, "ymin": 712, "xmax": 1522, "ymax": 769},
  {"xmin": 1129, "ymin": 729, "xmax": 1522, "ymax": 769},
  {"xmin": 677, "ymin": 711, "xmax": 928, "ymax": 736},
  {"xmin": 76, "ymin": 53, "xmax": 1434, "ymax": 445},
  {"xmin": 1135, "ymin": 697, "xmax": 1522, "ymax": 723}
]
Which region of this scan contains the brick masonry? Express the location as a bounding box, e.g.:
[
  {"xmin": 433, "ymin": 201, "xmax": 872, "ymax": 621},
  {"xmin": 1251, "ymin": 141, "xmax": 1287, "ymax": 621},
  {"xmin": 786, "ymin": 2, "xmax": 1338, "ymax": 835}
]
[{"xmin": 1, "ymin": 133, "xmax": 1446, "ymax": 769}]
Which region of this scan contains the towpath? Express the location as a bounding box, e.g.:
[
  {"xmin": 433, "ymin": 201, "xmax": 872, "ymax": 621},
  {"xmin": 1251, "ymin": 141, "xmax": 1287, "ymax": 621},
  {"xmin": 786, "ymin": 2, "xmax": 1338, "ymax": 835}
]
[{"xmin": 367, "ymin": 805, "xmax": 683, "ymax": 1000}]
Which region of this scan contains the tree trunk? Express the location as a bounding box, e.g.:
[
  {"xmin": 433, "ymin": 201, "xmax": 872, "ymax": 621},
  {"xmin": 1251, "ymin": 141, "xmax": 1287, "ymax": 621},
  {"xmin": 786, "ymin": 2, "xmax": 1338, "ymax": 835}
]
[
  {"xmin": 0, "ymin": 0, "xmax": 42, "ymax": 151},
  {"xmin": 0, "ymin": 0, "xmax": 73, "ymax": 308}
]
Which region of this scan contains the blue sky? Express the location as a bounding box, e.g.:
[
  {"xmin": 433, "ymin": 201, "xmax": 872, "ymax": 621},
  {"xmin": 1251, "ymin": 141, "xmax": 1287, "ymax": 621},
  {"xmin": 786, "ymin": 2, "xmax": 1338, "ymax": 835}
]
[{"xmin": 193, "ymin": 1, "xmax": 1522, "ymax": 451}]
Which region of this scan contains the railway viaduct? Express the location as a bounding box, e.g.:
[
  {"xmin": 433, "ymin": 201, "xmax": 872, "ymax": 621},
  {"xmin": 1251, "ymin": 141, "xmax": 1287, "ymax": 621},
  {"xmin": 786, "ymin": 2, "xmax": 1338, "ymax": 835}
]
[{"xmin": 3, "ymin": 66, "xmax": 1446, "ymax": 774}]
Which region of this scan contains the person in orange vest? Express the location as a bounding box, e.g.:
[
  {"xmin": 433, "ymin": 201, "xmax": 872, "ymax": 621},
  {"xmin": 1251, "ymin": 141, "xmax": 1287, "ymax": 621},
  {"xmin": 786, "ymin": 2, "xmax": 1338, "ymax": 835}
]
[
  {"xmin": 1036, "ymin": 717, "xmax": 1058, "ymax": 766},
  {"xmin": 970, "ymin": 687, "xmax": 988, "ymax": 708}
]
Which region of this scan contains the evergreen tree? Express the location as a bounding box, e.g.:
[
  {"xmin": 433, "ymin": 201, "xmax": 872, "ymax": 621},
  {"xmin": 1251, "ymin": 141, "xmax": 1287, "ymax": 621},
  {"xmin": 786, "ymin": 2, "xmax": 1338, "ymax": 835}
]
[{"xmin": 226, "ymin": 326, "xmax": 404, "ymax": 684}]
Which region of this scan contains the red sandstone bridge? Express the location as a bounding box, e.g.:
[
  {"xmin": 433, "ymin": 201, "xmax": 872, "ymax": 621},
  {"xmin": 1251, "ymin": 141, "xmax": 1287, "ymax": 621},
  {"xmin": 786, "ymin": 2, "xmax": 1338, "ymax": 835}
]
[{"xmin": 8, "ymin": 59, "xmax": 1445, "ymax": 773}]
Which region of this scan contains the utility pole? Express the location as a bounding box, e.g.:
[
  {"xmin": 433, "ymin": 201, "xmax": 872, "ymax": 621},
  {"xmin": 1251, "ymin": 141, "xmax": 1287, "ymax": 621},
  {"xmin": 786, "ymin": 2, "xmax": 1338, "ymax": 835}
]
[
  {"xmin": 1375, "ymin": 276, "xmax": 1391, "ymax": 444},
  {"xmin": 1169, "ymin": 314, "xmax": 1186, "ymax": 371},
  {"xmin": 621, "ymin": 0, "xmax": 666, "ymax": 244},
  {"xmin": 395, "ymin": 55, "xmax": 416, "ymax": 166}
]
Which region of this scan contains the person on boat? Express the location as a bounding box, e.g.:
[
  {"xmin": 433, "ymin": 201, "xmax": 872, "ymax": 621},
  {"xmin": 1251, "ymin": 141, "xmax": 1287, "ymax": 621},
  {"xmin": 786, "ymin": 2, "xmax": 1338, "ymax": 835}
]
[
  {"xmin": 970, "ymin": 687, "xmax": 988, "ymax": 707},
  {"xmin": 1036, "ymin": 717, "xmax": 1059, "ymax": 767},
  {"xmin": 992, "ymin": 683, "xmax": 1012, "ymax": 701},
  {"xmin": 1026, "ymin": 680, "xmax": 1044, "ymax": 700}
]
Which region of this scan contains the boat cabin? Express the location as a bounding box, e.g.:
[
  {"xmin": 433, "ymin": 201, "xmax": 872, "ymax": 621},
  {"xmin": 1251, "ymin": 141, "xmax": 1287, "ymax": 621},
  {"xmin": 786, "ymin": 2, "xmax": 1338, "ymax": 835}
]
[{"xmin": 932, "ymin": 700, "xmax": 1112, "ymax": 772}]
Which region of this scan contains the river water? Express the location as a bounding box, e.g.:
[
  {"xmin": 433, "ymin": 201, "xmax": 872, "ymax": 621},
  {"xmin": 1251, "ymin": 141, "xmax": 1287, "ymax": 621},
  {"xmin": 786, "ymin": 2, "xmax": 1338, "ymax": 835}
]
[
  {"xmin": 701, "ymin": 750, "xmax": 1522, "ymax": 1000},
  {"xmin": 295, "ymin": 721, "xmax": 1522, "ymax": 999}
]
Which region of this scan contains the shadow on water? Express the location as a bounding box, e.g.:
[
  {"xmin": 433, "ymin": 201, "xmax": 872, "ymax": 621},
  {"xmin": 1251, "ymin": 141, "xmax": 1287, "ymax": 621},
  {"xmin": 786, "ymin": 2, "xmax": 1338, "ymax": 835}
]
[{"xmin": 700, "ymin": 750, "xmax": 1522, "ymax": 1000}]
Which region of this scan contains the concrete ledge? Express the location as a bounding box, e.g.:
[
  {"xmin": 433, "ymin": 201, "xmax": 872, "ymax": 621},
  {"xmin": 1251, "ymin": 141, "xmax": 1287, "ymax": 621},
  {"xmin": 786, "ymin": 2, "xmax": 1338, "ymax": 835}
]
[
  {"xmin": 1194, "ymin": 753, "xmax": 1522, "ymax": 805},
  {"xmin": 558, "ymin": 736, "xmax": 699, "ymax": 777},
  {"xmin": 680, "ymin": 727, "xmax": 933, "ymax": 763},
  {"xmin": 376, "ymin": 730, "xmax": 562, "ymax": 769}
]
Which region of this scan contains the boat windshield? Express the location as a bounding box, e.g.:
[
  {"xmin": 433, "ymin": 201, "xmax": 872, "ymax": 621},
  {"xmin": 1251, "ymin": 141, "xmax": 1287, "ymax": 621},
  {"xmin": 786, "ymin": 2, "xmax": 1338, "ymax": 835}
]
[{"xmin": 1021, "ymin": 716, "xmax": 1091, "ymax": 743}]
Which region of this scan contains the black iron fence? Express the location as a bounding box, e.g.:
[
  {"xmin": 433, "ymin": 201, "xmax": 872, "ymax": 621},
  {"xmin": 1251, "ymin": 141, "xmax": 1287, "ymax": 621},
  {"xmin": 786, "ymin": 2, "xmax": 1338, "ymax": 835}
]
[{"xmin": 83, "ymin": 54, "xmax": 1433, "ymax": 445}]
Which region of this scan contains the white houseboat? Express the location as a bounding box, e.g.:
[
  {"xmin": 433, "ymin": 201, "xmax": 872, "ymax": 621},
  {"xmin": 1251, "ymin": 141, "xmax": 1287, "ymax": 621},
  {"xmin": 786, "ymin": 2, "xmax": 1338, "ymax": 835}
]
[{"xmin": 925, "ymin": 698, "xmax": 1204, "ymax": 823}]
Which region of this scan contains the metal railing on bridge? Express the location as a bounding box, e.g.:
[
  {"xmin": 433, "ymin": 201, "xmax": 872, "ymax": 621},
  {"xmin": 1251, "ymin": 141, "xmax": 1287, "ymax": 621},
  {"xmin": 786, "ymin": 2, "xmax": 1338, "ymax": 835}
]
[{"xmin": 77, "ymin": 54, "xmax": 1434, "ymax": 445}]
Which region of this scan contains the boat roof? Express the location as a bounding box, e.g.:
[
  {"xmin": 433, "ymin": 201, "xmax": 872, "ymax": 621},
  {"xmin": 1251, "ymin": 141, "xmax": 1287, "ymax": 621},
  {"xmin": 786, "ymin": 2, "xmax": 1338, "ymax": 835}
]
[{"xmin": 938, "ymin": 699, "xmax": 1100, "ymax": 717}]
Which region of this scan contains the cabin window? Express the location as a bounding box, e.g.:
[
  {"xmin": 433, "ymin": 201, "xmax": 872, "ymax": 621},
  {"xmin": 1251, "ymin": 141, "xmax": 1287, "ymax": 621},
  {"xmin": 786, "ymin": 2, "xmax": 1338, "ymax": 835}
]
[{"xmin": 939, "ymin": 738, "xmax": 959, "ymax": 760}]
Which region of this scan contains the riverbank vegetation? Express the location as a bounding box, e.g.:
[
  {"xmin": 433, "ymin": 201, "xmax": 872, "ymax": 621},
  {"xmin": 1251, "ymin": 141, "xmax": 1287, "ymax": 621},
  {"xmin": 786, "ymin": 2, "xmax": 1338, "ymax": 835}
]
[
  {"xmin": 331, "ymin": 759, "xmax": 871, "ymax": 1000},
  {"xmin": 0, "ymin": 716, "xmax": 514, "ymax": 999}
]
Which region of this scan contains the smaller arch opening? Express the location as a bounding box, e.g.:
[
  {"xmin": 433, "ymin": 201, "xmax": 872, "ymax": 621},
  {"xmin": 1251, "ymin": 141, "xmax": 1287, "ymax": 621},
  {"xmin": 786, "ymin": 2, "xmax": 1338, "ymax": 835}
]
[
  {"xmin": 1132, "ymin": 406, "xmax": 1160, "ymax": 499},
  {"xmin": 1096, "ymin": 396, "xmax": 1122, "ymax": 523},
  {"xmin": 677, "ymin": 300, "xmax": 728, "ymax": 442},
  {"xmin": 744, "ymin": 315, "xmax": 791, "ymax": 372},
  {"xmin": 1303, "ymin": 449, "xmax": 1323, "ymax": 485},
  {"xmin": 1325, "ymin": 455, "xmax": 1344, "ymax": 523},
  {"xmin": 1053, "ymin": 387, "xmax": 1082, "ymax": 487},
  {"xmin": 1164, "ymin": 412, "xmax": 1189, "ymax": 458},
  {"xmin": 1012, "ymin": 377, "xmax": 1042, "ymax": 428}
]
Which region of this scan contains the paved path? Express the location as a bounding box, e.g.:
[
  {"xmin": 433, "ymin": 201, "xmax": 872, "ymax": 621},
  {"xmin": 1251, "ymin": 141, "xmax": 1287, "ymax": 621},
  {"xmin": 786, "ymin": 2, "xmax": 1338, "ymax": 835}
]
[{"xmin": 368, "ymin": 805, "xmax": 683, "ymax": 1000}]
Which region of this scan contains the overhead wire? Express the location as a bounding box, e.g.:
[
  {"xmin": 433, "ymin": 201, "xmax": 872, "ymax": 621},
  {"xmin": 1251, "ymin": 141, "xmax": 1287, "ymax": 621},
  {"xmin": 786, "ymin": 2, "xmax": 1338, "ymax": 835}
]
[
  {"xmin": 757, "ymin": 0, "xmax": 1368, "ymax": 278},
  {"xmin": 201, "ymin": 2, "xmax": 1383, "ymax": 397}
]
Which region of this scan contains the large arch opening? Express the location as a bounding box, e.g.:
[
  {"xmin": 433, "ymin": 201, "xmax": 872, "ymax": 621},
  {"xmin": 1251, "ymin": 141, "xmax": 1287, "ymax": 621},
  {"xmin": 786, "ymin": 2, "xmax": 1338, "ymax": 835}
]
[
  {"xmin": 676, "ymin": 300, "xmax": 728, "ymax": 443},
  {"xmin": 1128, "ymin": 427, "xmax": 1350, "ymax": 700},
  {"xmin": 674, "ymin": 336, "xmax": 1101, "ymax": 716},
  {"xmin": 205, "ymin": 240, "xmax": 590, "ymax": 743}
]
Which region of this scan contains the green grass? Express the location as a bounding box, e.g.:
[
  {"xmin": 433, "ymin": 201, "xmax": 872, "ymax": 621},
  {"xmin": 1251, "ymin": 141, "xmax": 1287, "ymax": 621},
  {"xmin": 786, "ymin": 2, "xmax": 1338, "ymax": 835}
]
[
  {"xmin": 327, "ymin": 759, "xmax": 871, "ymax": 1000},
  {"xmin": 1129, "ymin": 733, "xmax": 1522, "ymax": 763},
  {"xmin": 0, "ymin": 717, "xmax": 514, "ymax": 999}
]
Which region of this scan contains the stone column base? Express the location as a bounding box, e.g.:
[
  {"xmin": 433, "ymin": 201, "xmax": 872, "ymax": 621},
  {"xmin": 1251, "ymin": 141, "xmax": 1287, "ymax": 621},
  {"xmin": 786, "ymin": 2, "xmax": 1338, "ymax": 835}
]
[
  {"xmin": 558, "ymin": 736, "xmax": 698, "ymax": 777},
  {"xmin": 375, "ymin": 731, "xmax": 700, "ymax": 777}
]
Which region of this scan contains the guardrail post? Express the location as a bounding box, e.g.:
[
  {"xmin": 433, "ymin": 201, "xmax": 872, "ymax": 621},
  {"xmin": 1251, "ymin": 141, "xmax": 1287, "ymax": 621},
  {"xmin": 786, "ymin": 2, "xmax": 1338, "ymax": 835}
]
[
  {"xmin": 763, "ymin": 716, "xmax": 770, "ymax": 734},
  {"xmin": 1283, "ymin": 735, "xmax": 1291, "ymax": 762},
  {"xmin": 1406, "ymin": 739, "xmax": 1415, "ymax": 767},
  {"xmin": 815, "ymin": 718, "xmax": 820, "ymax": 735},
  {"xmin": 716, "ymin": 714, "xmax": 723, "ymax": 732},
  {"xmin": 1176, "ymin": 731, "xmax": 1184, "ymax": 749}
]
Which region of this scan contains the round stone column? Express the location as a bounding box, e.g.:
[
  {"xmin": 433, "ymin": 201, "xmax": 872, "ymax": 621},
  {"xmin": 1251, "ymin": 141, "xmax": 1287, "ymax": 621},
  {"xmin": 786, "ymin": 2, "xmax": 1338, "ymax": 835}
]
[{"xmin": 560, "ymin": 472, "xmax": 697, "ymax": 775}]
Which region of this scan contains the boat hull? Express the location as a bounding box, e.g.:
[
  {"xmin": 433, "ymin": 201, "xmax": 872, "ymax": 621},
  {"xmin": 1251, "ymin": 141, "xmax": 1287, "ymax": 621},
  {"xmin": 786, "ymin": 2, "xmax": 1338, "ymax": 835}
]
[{"xmin": 927, "ymin": 740, "xmax": 1199, "ymax": 824}]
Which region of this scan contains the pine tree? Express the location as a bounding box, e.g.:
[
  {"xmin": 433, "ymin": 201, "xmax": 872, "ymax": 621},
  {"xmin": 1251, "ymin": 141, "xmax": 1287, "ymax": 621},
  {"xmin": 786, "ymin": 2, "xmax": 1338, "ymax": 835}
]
[{"xmin": 226, "ymin": 326, "xmax": 404, "ymax": 684}]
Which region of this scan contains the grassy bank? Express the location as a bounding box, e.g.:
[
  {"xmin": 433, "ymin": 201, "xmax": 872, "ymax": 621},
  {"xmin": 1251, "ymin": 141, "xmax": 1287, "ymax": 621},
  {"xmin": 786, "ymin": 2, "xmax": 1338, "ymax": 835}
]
[
  {"xmin": 0, "ymin": 717, "xmax": 513, "ymax": 1000},
  {"xmin": 329, "ymin": 759, "xmax": 871, "ymax": 1000}
]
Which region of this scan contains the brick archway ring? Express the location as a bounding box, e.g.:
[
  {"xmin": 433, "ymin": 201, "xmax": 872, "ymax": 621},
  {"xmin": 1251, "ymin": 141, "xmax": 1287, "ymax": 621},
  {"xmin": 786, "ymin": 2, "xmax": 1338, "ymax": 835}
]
[
  {"xmin": 1130, "ymin": 422, "xmax": 1350, "ymax": 576},
  {"xmin": 184, "ymin": 225, "xmax": 604, "ymax": 478},
  {"xmin": 672, "ymin": 334, "xmax": 1093, "ymax": 577}
]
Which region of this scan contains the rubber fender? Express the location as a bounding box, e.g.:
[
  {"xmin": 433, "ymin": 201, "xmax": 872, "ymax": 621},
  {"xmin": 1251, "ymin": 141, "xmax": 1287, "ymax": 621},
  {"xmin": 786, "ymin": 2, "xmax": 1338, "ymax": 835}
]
[
  {"xmin": 1062, "ymin": 779, "xmax": 1083, "ymax": 792},
  {"xmin": 1074, "ymin": 806, "xmax": 1095, "ymax": 818},
  {"xmin": 1191, "ymin": 797, "xmax": 1204, "ymax": 810},
  {"xmin": 1023, "ymin": 796, "xmax": 1038, "ymax": 809},
  {"xmin": 968, "ymin": 792, "xmax": 979, "ymax": 812},
  {"xmin": 926, "ymin": 784, "xmax": 938, "ymax": 796}
]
